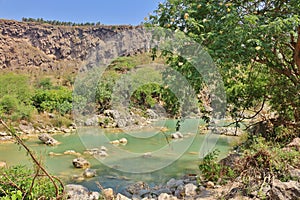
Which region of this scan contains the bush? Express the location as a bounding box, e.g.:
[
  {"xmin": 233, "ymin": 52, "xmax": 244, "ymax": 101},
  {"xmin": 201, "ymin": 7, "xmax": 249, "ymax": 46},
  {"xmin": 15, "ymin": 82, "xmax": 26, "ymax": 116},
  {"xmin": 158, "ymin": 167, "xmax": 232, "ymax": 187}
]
[
  {"xmin": 236, "ymin": 137, "xmax": 300, "ymax": 196},
  {"xmin": 198, "ymin": 149, "xmax": 237, "ymax": 184},
  {"xmin": 0, "ymin": 165, "xmax": 62, "ymax": 199},
  {"xmin": 32, "ymin": 87, "xmax": 72, "ymax": 114},
  {"xmin": 0, "ymin": 95, "xmax": 33, "ymax": 121}
]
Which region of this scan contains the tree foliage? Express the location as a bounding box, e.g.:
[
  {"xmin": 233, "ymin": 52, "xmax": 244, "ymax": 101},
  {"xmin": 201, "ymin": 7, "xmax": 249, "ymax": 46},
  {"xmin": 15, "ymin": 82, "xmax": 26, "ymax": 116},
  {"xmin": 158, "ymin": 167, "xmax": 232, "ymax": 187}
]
[{"xmin": 149, "ymin": 0, "xmax": 300, "ymax": 138}]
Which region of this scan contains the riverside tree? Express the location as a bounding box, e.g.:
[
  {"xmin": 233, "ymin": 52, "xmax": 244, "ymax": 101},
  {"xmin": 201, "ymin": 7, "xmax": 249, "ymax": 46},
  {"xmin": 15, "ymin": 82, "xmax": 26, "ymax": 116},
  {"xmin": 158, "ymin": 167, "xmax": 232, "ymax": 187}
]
[{"xmin": 148, "ymin": 0, "xmax": 300, "ymax": 140}]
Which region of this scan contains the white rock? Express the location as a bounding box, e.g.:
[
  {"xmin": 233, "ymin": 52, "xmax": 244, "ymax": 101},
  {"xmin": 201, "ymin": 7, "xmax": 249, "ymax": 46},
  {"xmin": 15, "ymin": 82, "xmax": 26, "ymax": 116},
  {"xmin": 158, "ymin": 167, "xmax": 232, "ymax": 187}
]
[
  {"xmin": 100, "ymin": 146, "xmax": 108, "ymax": 151},
  {"xmin": 83, "ymin": 168, "xmax": 97, "ymax": 178},
  {"xmin": 116, "ymin": 193, "xmax": 131, "ymax": 200},
  {"xmin": 184, "ymin": 183, "xmax": 197, "ymax": 196},
  {"xmin": 102, "ymin": 188, "xmax": 114, "ymax": 200},
  {"xmin": 119, "ymin": 138, "xmax": 128, "ymax": 144},
  {"xmin": 110, "ymin": 140, "xmax": 120, "ymax": 145}
]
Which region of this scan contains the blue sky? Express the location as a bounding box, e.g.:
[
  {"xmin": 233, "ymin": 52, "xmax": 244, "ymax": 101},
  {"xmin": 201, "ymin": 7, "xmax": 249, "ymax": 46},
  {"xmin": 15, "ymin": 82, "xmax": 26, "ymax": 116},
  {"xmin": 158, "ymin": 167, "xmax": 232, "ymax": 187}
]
[{"xmin": 0, "ymin": 0, "xmax": 162, "ymax": 25}]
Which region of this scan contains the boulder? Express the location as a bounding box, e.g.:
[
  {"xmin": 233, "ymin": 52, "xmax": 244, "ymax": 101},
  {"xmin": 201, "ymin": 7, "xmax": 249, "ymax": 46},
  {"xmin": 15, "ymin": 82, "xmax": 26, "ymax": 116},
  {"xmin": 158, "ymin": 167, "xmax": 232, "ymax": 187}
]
[
  {"xmin": 119, "ymin": 138, "xmax": 128, "ymax": 144},
  {"xmin": 126, "ymin": 181, "xmax": 150, "ymax": 196},
  {"xmin": 166, "ymin": 178, "xmax": 184, "ymax": 189},
  {"xmin": 83, "ymin": 168, "xmax": 97, "ymax": 178},
  {"xmin": 205, "ymin": 181, "xmax": 215, "ymax": 188},
  {"xmin": 66, "ymin": 184, "xmax": 100, "ymax": 200},
  {"xmin": 184, "ymin": 183, "xmax": 197, "ymax": 196},
  {"xmin": 270, "ymin": 179, "xmax": 300, "ymax": 200},
  {"xmin": 72, "ymin": 157, "xmax": 90, "ymax": 168},
  {"xmin": 38, "ymin": 133, "xmax": 58, "ymax": 145},
  {"xmin": 102, "ymin": 188, "xmax": 114, "ymax": 200},
  {"xmin": 19, "ymin": 123, "xmax": 35, "ymax": 134},
  {"xmin": 100, "ymin": 146, "xmax": 108, "ymax": 151}
]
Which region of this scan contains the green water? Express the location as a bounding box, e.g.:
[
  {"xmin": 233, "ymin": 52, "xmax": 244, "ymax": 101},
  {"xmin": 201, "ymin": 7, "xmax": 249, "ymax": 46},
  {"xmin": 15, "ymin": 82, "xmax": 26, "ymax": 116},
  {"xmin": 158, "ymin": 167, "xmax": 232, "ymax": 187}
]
[{"xmin": 0, "ymin": 119, "xmax": 234, "ymax": 192}]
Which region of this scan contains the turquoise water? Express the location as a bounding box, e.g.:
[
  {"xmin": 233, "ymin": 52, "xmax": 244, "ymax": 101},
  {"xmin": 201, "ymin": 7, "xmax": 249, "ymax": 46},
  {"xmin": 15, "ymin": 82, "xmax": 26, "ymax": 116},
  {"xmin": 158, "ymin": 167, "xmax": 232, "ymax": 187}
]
[{"xmin": 0, "ymin": 119, "xmax": 234, "ymax": 192}]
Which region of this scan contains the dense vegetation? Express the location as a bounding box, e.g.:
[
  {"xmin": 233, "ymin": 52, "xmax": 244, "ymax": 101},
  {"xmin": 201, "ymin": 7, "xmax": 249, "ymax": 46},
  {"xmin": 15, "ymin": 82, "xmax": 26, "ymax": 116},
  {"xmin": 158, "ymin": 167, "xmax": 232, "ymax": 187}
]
[{"xmin": 148, "ymin": 0, "xmax": 300, "ymax": 142}]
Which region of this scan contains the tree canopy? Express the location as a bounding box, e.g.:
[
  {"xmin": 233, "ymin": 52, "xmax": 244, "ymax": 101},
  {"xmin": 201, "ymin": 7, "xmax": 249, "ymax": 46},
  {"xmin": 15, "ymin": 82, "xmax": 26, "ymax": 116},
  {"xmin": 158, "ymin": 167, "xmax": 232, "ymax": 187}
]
[{"xmin": 148, "ymin": 0, "xmax": 300, "ymax": 140}]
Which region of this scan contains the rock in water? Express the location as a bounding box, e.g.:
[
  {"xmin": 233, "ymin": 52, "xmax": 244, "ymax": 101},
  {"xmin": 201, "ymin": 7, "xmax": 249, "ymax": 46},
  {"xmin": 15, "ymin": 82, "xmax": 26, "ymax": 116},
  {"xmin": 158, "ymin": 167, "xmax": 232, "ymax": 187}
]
[
  {"xmin": 119, "ymin": 138, "xmax": 128, "ymax": 144},
  {"xmin": 171, "ymin": 132, "xmax": 183, "ymax": 139},
  {"xmin": 38, "ymin": 133, "xmax": 58, "ymax": 145},
  {"xmin": 83, "ymin": 168, "xmax": 97, "ymax": 178},
  {"xmin": 72, "ymin": 158, "xmax": 90, "ymax": 168}
]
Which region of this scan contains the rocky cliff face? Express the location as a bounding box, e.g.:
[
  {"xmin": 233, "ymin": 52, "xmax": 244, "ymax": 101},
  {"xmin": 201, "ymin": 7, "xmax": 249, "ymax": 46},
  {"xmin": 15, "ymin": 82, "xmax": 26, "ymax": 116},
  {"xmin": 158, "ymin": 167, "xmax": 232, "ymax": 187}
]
[{"xmin": 0, "ymin": 19, "xmax": 150, "ymax": 71}]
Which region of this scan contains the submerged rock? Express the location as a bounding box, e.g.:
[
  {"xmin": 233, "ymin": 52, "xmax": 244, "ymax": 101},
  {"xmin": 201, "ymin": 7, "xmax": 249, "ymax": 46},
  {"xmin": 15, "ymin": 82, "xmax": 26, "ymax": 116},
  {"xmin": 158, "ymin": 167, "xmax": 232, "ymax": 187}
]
[
  {"xmin": 72, "ymin": 157, "xmax": 90, "ymax": 168},
  {"xmin": 64, "ymin": 150, "xmax": 81, "ymax": 156},
  {"xmin": 38, "ymin": 133, "xmax": 58, "ymax": 145}
]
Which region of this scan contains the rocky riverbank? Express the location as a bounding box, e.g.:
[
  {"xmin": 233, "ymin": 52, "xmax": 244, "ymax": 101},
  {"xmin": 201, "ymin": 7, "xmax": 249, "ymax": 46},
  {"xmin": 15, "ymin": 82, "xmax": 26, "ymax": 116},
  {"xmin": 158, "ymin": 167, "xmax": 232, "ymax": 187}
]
[{"xmin": 65, "ymin": 137, "xmax": 300, "ymax": 200}]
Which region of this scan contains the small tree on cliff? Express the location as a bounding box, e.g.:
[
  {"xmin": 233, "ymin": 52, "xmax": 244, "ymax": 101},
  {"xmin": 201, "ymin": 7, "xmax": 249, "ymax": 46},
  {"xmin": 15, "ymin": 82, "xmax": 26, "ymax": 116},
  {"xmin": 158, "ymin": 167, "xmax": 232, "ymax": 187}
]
[{"xmin": 149, "ymin": 0, "xmax": 300, "ymax": 140}]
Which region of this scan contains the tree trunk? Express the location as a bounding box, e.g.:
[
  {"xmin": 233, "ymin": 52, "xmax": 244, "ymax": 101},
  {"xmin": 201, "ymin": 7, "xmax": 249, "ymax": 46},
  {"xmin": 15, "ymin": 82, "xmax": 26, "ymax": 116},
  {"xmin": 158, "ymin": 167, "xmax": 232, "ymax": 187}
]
[{"xmin": 294, "ymin": 26, "xmax": 300, "ymax": 72}]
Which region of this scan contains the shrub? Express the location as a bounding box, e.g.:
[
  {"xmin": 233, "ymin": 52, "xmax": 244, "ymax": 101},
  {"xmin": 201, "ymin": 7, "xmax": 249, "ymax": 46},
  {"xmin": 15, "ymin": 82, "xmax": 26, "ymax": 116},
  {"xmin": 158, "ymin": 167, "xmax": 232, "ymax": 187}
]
[
  {"xmin": 32, "ymin": 87, "xmax": 72, "ymax": 114},
  {"xmin": 198, "ymin": 149, "xmax": 237, "ymax": 184},
  {"xmin": 0, "ymin": 165, "xmax": 62, "ymax": 199},
  {"xmin": 236, "ymin": 137, "xmax": 300, "ymax": 196},
  {"xmin": 0, "ymin": 95, "xmax": 34, "ymax": 121}
]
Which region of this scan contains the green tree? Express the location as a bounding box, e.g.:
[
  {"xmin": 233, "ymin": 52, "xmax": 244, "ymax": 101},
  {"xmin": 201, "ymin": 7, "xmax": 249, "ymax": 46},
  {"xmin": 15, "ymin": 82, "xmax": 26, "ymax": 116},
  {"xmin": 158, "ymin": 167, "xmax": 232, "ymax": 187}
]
[{"xmin": 149, "ymin": 0, "xmax": 300, "ymax": 139}]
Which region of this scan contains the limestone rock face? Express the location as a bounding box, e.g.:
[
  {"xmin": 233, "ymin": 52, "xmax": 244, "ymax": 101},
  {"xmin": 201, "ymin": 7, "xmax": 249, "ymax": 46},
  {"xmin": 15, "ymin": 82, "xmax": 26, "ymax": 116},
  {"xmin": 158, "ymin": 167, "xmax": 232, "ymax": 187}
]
[{"xmin": 0, "ymin": 19, "xmax": 151, "ymax": 70}]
